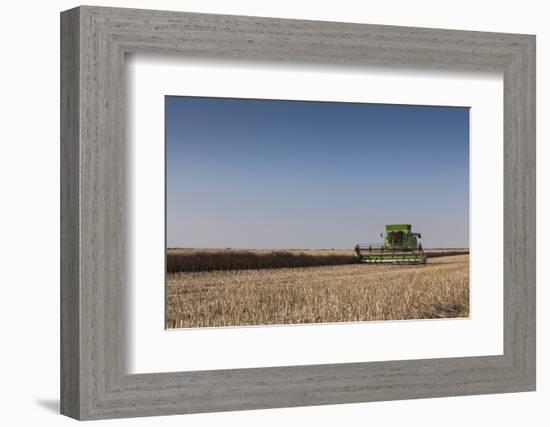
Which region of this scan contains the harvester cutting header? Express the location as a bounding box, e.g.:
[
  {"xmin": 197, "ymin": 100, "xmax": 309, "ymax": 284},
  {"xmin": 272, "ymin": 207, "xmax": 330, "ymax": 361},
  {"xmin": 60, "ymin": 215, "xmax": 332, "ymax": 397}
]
[{"xmin": 355, "ymin": 224, "xmax": 427, "ymax": 264}]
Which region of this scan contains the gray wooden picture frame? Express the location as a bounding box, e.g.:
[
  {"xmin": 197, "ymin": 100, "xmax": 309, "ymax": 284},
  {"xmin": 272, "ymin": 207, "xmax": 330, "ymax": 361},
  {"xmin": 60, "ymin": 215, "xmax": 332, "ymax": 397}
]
[{"xmin": 60, "ymin": 5, "xmax": 536, "ymax": 420}]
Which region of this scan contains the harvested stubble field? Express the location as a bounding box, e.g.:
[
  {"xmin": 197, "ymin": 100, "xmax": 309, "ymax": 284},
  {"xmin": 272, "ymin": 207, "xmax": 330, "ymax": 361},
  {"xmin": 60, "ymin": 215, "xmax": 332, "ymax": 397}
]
[{"xmin": 166, "ymin": 250, "xmax": 469, "ymax": 328}]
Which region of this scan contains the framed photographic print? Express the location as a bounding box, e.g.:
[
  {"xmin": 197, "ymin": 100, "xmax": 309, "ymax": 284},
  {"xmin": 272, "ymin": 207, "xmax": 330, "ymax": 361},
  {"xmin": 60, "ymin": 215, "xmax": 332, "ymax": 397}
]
[
  {"xmin": 164, "ymin": 97, "xmax": 470, "ymax": 329},
  {"xmin": 61, "ymin": 5, "xmax": 536, "ymax": 420}
]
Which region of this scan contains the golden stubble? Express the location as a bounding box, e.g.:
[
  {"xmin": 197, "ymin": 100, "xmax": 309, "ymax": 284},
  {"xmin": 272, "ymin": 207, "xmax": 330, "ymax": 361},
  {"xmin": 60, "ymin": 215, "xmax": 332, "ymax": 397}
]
[{"xmin": 166, "ymin": 254, "xmax": 469, "ymax": 328}]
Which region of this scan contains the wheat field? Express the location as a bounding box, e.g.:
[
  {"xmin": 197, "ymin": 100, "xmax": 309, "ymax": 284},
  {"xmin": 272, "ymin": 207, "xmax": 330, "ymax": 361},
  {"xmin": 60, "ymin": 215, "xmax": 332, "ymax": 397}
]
[
  {"xmin": 166, "ymin": 248, "xmax": 468, "ymax": 273},
  {"xmin": 166, "ymin": 253, "xmax": 469, "ymax": 328},
  {"xmin": 166, "ymin": 248, "xmax": 355, "ymax": 273}
]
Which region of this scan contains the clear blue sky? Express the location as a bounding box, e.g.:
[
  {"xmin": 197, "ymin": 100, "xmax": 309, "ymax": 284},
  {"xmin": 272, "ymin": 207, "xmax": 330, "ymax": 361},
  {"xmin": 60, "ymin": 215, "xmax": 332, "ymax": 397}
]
[{"xmin": 166, "ymin": 96, "xmax": 469, "ymax": 249}]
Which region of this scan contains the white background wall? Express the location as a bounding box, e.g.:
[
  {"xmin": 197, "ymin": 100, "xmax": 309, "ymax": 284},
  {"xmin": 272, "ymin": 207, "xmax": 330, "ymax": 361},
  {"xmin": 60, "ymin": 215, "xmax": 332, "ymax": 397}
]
[{"xmin": 0, "ymin": 0, "xmax": 546, "ymax": 425}]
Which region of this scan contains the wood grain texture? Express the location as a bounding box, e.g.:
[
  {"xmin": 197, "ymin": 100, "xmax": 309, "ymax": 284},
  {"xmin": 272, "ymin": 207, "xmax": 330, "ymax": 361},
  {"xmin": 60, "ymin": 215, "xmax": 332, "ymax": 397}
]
[
  {"xmin": 60, "ymin": 5, "xmax": 536, "ymax": 420},
  {"xmin": 60, "ymin": 7, "xmax": 80, "ymax": 419}
]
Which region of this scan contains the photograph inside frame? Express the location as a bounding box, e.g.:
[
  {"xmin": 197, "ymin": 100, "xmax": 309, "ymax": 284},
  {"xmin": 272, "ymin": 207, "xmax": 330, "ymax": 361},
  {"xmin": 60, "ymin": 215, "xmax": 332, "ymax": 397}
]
[{"xmin": 165, "ymin": 96, "xmax": 470, "ymax": 329}]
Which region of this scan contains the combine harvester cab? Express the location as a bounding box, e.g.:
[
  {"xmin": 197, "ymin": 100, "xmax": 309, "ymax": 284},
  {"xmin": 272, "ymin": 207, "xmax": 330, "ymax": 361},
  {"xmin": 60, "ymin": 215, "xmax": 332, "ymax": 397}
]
[{"xmin": 355, "ymin": 224, "xmax": 427, "ymax": 264}]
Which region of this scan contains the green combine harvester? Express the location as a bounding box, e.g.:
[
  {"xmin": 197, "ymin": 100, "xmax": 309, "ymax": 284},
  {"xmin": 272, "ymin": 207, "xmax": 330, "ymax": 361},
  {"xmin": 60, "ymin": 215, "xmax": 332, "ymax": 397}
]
[{"xmin": 354, "ymin": 224, "xmax": 427, "ymax": 264}]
